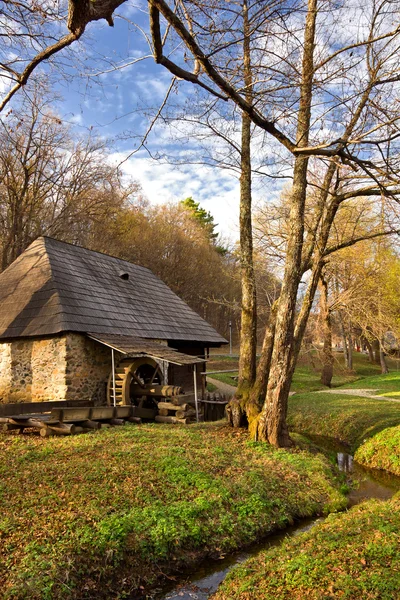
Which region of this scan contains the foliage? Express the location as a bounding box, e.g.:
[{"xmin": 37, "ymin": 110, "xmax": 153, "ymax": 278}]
[
  {"xmin": 0, "ymin": 423, "xmax": 346, "ymax": 599},
  {"xmin": 180, "ymin": 197, "xmax": 219, "ymax": 244},
  {"xmin": 213, "ymin": 493, "xmax": 400, "ymax": 600}
]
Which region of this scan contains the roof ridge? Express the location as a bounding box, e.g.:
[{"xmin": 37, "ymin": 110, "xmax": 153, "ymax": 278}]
[{"xmin": 40, "ymin": 236, "xmax": 153, "ymax": 276}]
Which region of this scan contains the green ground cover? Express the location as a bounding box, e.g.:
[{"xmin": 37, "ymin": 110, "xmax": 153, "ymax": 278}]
[
  {"xmin": 287, "ymin": 391, "xmax": 400, "ymax": 450},
  {"xmin": 213, "ymin": 493, "xmax": 400, "ymax": 600},
  {"xmin": 0, "ymin": 423, "xmax": 346, "ymax": 599},
  {"xmin": 355, "ymin": 425, "xmax": 400, "ymax": 476}
]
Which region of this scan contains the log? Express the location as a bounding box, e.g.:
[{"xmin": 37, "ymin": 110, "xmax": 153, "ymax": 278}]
[
  {"xmin": 127, "ymin": 416, "xmax": 142, "ymax": 424},
  {"xmin": 155, "ymin": 416, "xmax": 190, "ymax": 425},
  {"xmin": 157, "ymin": 402, "xmax": 189, "ymax": 412},
  {"xmin": 9, "ymin": 417, "xmax": 48, "ymax": 429},
  {"xmin": 2, "ymin": 423, "xmax": 24, "ymax": 432},
  {"xmin": 158, "ymin": 408, "xmax": 169, "ymax": 417},
  {"xmin": 131, "ymin": 385, "xmax": 183, "ymax": 397},
  {"xmin": 40, "ymin": 427, "xmax": 54, "ymax": 438},
  {"xmin": 175, "ymin": 408, "xmax": 196, "ymax": 419},
  {"xmin": 47, "ymin": 423, "xmax": 76, "ymax": 435},
  {"xmin": 109, "ymin": 418, "xmax": 126, "ymax": 426},
  {"xmin": 81, "ymin": 420, "xmax": 101, "ymax": 430},
  {"xmin": 171, "ymin": 395, "xmax": 193, "ymax": 406}
]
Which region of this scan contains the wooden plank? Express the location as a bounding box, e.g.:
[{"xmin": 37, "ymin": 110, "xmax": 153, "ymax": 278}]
[
  {"xmin": 115, "ymin": 406, "xmax": 133, "ymax": 419},
  {"xmin": 51, "ymin": 407, "xmax": 93, "ymax": 422},
  {"xmin": 91, "ymin": 407, "xmax": 115, "ymax": 420},
  {"xmin": 0, "ymin": 400, "xmax": 93, "ymax": 418},
  {"xmin": 131, "ymin": 406, "xmax": 157, "ymax": 419}
]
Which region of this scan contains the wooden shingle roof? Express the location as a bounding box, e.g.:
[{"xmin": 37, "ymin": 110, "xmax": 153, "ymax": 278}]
[{"xmin": 0, "ymin": 237, "xmax": 227, "ymax": 345}]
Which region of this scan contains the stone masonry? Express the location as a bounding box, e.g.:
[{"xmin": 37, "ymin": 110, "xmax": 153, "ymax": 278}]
[{"xmin": 0, "ymin": 334, "xmax": 116, "ymax": 404}]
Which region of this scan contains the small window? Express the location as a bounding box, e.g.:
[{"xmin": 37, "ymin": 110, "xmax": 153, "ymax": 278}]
[{"xmin": 119, "ymin": 271, "xmax": 129, "ymax": 280}]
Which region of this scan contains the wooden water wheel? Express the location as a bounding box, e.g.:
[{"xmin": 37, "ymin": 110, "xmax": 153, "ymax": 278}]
[{"xmin": 107, "ymin": 357, "xmax": 164, "ymax": 406}]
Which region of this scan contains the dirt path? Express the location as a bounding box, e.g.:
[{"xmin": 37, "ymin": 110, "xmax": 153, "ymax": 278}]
[
  {"xmin": 207, "ymin": 377, "xmax": 236, "ymax": 397},
  {"xmin": 316, "ymin": 388, "xmax": 400, "ymax": 403}
]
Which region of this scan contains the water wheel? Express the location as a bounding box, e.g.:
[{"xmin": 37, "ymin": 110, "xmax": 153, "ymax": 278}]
[{"xmin": 107, "ymin": 357, "xmax": 164, "ymax": 406}]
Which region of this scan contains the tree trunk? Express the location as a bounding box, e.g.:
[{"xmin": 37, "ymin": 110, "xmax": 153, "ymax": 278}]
[
  {"xmin": 372, "ymin": 339, "xmax": 381, "ymax": 364},
  {"xmin": 347, "ymin": 333, "xmax": 353, "ymax": 370},
  {"xmin": 363, "ymin": 337, "xmax": 374, "ymax": 362},
  {"xmin": 256, "ymin": 157, "xmax": 308, "ymax": 447},
  {"xmin": 256, "ymin": 0, "xmax": 317, "ymax": 447},
  {"xmin": 379, "ymin": 340, "xmax": 389, "ymax": 374},
  {"xmin": 319, "ymin": 275, "xmax": 333, "ymax": 387},
  {"xmin": 230, "ymin": 0, "xmax": 257, "ymax": 410}
]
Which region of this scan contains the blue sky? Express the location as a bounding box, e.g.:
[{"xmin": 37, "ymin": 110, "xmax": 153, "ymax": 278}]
[{"xmin": 49, "ymin": 2, "xmax": 286, "ymax": 244}]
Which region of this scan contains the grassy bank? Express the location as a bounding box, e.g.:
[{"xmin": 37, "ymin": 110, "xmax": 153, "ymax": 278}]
[
  {"xmin": 288, "ymin": 391, "xmax": 400, "ymax": 449},
  {"xmin": 213, "ymin": 493, "xmax": 400, "ymax": 600},
  {"xmin": 0, "ymin": 423, "xmax": 346, "ymax": 599},
  {"xmin": 355, "ymin": 425, "xmax": 400, "ymax": 476}
]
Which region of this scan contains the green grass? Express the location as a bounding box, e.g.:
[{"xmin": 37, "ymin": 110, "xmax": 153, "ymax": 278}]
[
  {"xmin": 0, "ymin": 423, "xmax": 346, "ymax": 599},
  {"xmin": 344, "ymin": 370, "xmax": 400, "ymax": 396},
  {"xmin": 208, "ymin": 351, "xmax": 398, "ymax": 394},
  {"xmin": 213, "ymin": 493, "xmax": 400, "ymax": 600},
  {"xmin": 288, "ymin": 391, "xmax": 400, "ymax": 450},
  {"xmin": 355, "ymin": 425, "xmax": 400, "ymax": 475}
]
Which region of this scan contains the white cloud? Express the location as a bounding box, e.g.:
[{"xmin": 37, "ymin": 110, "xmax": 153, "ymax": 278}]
[{"xmin": 111, "ymin": 151, "xmax": 240, "ymax": 241}]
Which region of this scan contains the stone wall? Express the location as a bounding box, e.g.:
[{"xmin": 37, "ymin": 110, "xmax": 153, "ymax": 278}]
[
  {"xmin": 0, "ymin": 336, "xmax": 67, "ymax": 403},
  {"xmin": 0, "ymin": 334, "xmax": 113, "ymax": 404},
  {"xmin": 64, "ymin": 334, "xmax": 118, "ymax": 405},
  {"xmin": 0, "ymin": 334, "xmax": 204, "ymax": 405}
]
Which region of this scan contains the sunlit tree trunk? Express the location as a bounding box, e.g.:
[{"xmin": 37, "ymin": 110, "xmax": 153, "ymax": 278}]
[
  {"xmin": 319, "ymin": 275, "xmax": 333, "ymax": 387},
  {"xmin": 227, "ymin": 0, "xmax": 257, "ymax": 426},
  {"xmin": 256, "ymin": 0, "xmax": 317, "ymax": 447}
]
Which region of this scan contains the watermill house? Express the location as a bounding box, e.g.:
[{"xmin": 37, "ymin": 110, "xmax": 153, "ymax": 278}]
[{"xmin": 0, "ymin": 237, "xmax": 226, "ymax": 407}]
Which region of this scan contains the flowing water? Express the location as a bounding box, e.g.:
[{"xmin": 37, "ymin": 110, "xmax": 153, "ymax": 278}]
[{"xmin": 147, "ymin": 440, "xmax": 400, "ymax": 600}]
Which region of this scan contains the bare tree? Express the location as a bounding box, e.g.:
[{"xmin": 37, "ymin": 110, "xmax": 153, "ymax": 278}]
[
  {"xmin": 3, "ymin": 0, "xmax": 400, "ymax": 446},
  {"xmin": 0, "ymin": 88, "xmax": 137, "ymax": 269}
]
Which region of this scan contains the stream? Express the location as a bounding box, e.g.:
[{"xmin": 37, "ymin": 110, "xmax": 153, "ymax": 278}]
[{"xmin": 148, "ymin": 441, "xmax": 400, "ymax": 600}]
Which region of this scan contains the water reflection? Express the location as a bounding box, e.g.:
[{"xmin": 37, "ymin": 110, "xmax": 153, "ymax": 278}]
[{"xmin": 337, "ymin": 452, "xmax": 353, "ymax": 472}]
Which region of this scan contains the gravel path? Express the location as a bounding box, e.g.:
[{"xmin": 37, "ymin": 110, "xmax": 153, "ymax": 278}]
[
  {"xmin": 316, "ymin": 388, "xmax": 400, "ymax": 403},
  {"xmin": 207, "ymin": 377, "xmax": 236, "ymax": 397}
]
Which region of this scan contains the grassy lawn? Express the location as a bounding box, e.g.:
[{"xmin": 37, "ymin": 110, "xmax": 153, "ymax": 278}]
[
  {"xmin": 344, "ymin": 370, "xmax": 400, "ymax": 396},
  {"xmin": 207, "ymin": 351, "xmax": 399, "ymax": 394},
  {"xmin": 213, "ymin": 493, "xmax": 400, "ymax": 600},
  {"xmin": 0, "ymin": 423, "xmax": 346, "ymax": 599}
]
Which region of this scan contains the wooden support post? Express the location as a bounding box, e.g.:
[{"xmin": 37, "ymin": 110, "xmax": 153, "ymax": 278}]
[
  {"xmin": 111, "ymin": 348, "xmax": 117, "ymax": 407},
  {"xmin": 193, "ymin": 364, "xmax": 199, "ymax": 423}
]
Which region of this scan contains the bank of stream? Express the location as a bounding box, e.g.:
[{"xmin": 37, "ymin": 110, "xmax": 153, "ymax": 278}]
[{"xmin": 149, "ymin": 440, "xmax": 400, "ymax": 600}]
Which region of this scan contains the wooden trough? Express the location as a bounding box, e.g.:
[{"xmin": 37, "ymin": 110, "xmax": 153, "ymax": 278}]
[{"xmin": 0, "ymin": 405, "xmax": 143, "ymax": 437}]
